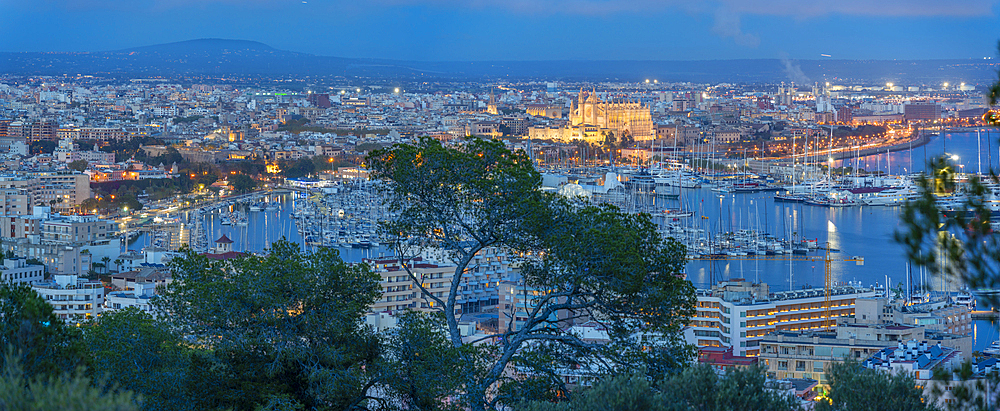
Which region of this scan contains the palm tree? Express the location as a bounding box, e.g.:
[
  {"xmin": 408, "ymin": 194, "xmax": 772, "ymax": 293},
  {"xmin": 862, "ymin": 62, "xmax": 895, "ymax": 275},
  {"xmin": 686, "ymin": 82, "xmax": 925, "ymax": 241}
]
[{"xmin": 101, "ymin": 256, "xmax": 111, "ymax": 275}]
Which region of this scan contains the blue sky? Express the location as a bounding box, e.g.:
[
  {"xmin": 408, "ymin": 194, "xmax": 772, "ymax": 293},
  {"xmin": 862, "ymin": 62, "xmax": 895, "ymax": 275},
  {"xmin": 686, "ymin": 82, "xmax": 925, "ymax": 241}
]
[{"xmin": 1, "ymin": 0, "xmax": 999, "ymax": 61}]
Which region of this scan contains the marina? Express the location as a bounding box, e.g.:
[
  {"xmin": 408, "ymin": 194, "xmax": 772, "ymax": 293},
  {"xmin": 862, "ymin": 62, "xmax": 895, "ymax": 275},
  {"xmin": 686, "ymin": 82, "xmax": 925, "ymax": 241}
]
[{"xmin": 119, "ymin": 130, "xmax": 1000, "ymax": 354}]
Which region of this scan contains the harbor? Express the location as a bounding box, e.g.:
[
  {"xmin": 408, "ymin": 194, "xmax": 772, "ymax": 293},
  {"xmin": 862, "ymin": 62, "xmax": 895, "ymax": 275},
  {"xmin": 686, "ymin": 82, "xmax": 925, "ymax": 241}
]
[{"xmin": 116, "ymin": 129, "xmax": 1000, "ymax": 354}]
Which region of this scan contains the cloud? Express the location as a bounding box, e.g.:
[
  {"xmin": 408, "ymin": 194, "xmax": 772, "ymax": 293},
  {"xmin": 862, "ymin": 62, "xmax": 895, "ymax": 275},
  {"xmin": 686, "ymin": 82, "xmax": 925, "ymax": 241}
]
[{"xmin": 711, "ymin": 8, "xmax": 759, "ymax": 48}]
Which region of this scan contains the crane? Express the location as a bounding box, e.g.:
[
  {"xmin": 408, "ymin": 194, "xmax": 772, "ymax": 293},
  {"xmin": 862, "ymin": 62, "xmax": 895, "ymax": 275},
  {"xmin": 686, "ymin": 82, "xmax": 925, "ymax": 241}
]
[{"xmin": 687, "ymin": 241, "xmax": 864, "ymax": 329}]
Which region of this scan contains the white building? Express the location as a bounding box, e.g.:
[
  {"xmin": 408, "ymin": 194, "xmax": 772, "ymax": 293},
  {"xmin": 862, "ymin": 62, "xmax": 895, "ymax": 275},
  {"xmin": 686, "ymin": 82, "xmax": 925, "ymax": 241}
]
[
  {"xmin": 104, "ymin": 281, "xmax": 157, "ymax": 314},
  {"xmin": 31, "ymin": 274, "xmax": 104, "ymax": 321},
  {"xmin": 0, "ymin": 257, "xmax": 44, "ymax": 285},
  {"xmin": 691, "ymin": 279, "xmax": 878, "ymax": 357}
]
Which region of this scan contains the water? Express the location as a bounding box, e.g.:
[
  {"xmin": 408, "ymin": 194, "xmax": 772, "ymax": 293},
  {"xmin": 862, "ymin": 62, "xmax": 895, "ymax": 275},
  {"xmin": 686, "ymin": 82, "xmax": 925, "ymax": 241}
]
[
  {"xmin": 128, "ymin": 193, "xmax": 386, "ymax": 262},
  {"xmin": 123, "ymin": 130, "xmax": 1000, "ymax": 346},
  {"xmin": 682, "ymin": 131, "xmax": 997, "ymax": 292},
  {"xmin": 835, "ymin": 129, "xmax": 1000, "ymax": 175},
  {"xmin": 680, "ymin": 130, "xmax": 1000, "ymax": 351}
]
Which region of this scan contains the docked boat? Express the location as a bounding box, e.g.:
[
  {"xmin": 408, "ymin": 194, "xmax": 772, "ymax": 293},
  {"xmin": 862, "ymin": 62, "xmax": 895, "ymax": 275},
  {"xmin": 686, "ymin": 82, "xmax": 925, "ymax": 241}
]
[
  {"xmin": 774, "ymin": 193, "xmax": 807, "ymax": 202},
  {"xmin": 955, "ymin": 292, "xmax": 976, "ymax": 309}
]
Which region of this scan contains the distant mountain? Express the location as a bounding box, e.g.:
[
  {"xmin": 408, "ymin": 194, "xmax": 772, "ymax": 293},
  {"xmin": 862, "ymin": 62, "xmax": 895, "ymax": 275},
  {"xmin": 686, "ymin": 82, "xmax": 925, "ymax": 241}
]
[
  {"xmin": 0, "ymin": 38, "xmax": 995, "ymax": 84},
  {"xmin": 116, "ymin": 38, "xmax": 279, "ymax": 53}
]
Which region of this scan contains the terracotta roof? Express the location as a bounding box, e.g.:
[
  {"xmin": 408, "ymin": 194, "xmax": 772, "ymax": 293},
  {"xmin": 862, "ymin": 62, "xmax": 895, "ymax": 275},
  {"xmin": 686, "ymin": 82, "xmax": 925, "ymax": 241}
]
[{"xmin": 215, "ymin": 234, "xmax": 234, "ymax": 244}]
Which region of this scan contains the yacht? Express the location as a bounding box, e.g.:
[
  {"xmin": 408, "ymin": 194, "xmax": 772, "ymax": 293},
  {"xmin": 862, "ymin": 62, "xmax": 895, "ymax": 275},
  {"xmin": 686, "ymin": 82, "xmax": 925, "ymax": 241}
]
[
  {"xmin": 954, "ymin": 292, "xmax": 976, "ymax": 309},
  {"xmin": 863, "ymin": 187, "xmax": 918, "ymax": 206}
]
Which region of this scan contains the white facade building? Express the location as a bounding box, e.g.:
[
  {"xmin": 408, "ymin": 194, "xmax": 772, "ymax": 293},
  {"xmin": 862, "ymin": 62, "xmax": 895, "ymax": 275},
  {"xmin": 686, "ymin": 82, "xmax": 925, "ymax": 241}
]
[
  {"xmin": 104, "ymin": 281, "xmax": 157, "ymax": 314},
  {"xmin": 31, "ymin": 274, "xmax": 104, "ymax": 321},
  {"xmin": 0, "ymin": 257, "xmax": 44, "ymax": 285}
]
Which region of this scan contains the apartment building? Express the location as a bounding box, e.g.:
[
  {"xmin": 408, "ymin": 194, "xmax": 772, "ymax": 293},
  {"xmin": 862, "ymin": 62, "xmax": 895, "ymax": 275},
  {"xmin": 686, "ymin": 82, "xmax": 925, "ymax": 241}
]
[
  {"xmin": 0, "ymin": 188, "xmax": 32, "ymax": 215},
  {"xmin": 863, "ymin": 340, "xmax": 961, "ymax": 380},
  {"xmin": 691, "ymin": 279, "xmax": 878, "ymax": 357},
  {"xmin": 31, "ymin": 274, "xmax": 104, "ymax": 321},
  {"xmin": 41, "ymin": 214, "xmax": 116, "ymax": 244},
  {"xmin": 854, "ymin": 297, "xmax": 972, "ymax": 336},
  {"xmin": 0, "ymin": 257, "xmax": 44, "ymax": 285},
  {"xmin": 0, "ymin": 171, "xmax": 91, "ymax": 209},
  {"xmin": 368, "ymin": 257, "xmax": 457, "ymax": 313},
  {"xmin": 759, "ymin": 321, "xmax": 971, "ymax": 384}
]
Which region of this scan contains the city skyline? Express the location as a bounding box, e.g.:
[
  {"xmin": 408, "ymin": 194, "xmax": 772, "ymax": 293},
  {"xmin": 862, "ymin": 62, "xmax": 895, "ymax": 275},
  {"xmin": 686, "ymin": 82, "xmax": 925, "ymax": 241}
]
[{"xmin": 2, "ymin": 0, "xmax": 999, "ymax": 61}]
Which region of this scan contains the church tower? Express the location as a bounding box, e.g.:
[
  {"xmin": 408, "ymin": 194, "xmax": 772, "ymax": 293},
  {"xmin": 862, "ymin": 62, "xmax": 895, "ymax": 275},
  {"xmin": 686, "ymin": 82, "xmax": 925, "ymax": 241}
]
[{"xmin": 486, "ymin": 88, "xmax": 499, "ymax": 115}]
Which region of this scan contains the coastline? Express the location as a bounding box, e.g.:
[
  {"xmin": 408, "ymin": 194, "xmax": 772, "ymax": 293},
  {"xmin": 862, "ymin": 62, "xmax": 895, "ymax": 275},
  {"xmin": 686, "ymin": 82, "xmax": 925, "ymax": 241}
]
[{"xmin": 795, "ymin": 131, "xmax": 934, "ymax": 164}]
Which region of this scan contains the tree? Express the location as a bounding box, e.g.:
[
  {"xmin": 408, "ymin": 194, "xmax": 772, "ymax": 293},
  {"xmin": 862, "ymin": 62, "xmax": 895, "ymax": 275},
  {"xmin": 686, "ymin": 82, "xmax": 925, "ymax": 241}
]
[
  {"xmin": 29, "ymin": 140, "xmax": 56, "ymax": 155},
  {"xmin": 521, "ymin": 372, "xmax": 664, "ymax": 411},
  {"xmin": 658, "ymin": 364, "xmax": 800, "ymax": 411},
  {"xmin": 924, "ymin": 361, "xmax": 1000, "ymax": 411},
  {"xmin": 381, "ymin": 312, "xmax": 472, "ymax": 411},
  {"xmin": 817, "ymin": 360, "xmax": 929, "ymax": 411},
  {"xmin": 101, "ymin": 256, "xmax": 111, "ymax": 275},
  {"xmin": 228, "ymin": 174, "xmax": 256, "ymax": 194},
  {"xmin": 369, "ymin": 137, "xmax": 544, "ymax": 348},
  {"xmin": 368, "ymin": 137, "xmax": 696, "ymax": 409},
  {"xmin": 158, "ymin": 240, "xmax": 382, "ymax": 410},
  {"xmin": 68, "ymin": 159, "xmax": 88, "ymax": 172},
  {"xmin": 0, "ymin": 351, "xmax": 139, "ymax": 411},
  {"xmin": 0, "ymin": 283, "xmax": 84, "ymax": 380},
  {"xmin": 83, "ymin": 308, "xmax": 192, "ymax": 411},
  {"xmin": 521, "ymin": 365, "xmax": 800, "ymax": 411}
]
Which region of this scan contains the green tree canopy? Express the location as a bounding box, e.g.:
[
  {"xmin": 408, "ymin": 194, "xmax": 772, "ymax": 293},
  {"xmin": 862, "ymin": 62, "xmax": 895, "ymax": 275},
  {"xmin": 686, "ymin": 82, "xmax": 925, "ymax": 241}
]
[
  {"xmin": 0, "ymin": 283, "xmax": 84, "ymax": 380},
  {"xmin": 0, "ymin": 352, "xmax": 139, "ymax": 411},
  {"xmin": 817, "ymin": 360, "xmax": 928, "ymax": 411},
  {"xmin": 228, "ymin": 174, "xmax": 256, "ymax": 194},
  {"xmin": 521, "ymin": 365, "xmax": 800, "ymax": 411},
  {"xmin": 157, "ymin": 240, "xmax": 382, "ymax": 410},
  {"xmin": 83, "ymin": 308, "xmax": 192, "ymax": 411},
  {"xmin": 368, "ymin": 137, "xmax": 696, "ymax": 409},
  {"xmin": 68, "ymin": 159, "xmax": 88, "ymax": 172}
]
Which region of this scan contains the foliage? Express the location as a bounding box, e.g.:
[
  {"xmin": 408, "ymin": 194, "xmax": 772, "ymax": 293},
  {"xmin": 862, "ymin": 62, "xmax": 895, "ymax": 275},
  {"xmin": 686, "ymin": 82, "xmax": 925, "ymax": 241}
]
[
  {"xmin": 68, "ymin": 159, "xmax": 88, "ymax": 172},
  {"xmin": 369, "ymin": 137, "xmax": 696, "ymax": 409},
  {"xmin": 158, "ymin": 240, "xmax": 382, "ymax": 410},
  {"xmin": 658, "ymin": 365, "xmax": 800, "ymax": 411},
  {"xmin": 355, "ymin": 143, "xmax": 384, "ymax": 154},
  {"xmin": 0, "ymin": 283, "xmax": 83, "ymax": 380},
  {"xmin": 228, "ymin": 174, "xmax": 257, "ymax": 193},
  {"xmin": 81, "ymin": 192, "xmax": 143, "ymax": 214},
  {"xmin": 0, "ymin": 351, "xmax": 139, "ymax": 411},
  {"xmin": 380, "ymin": 312, "xmax": 472, "ymax": 411},
  {"xmin": 172, "ymin": 115, "xmax": 204, "ymax": 124},
  {"xmin": 522, "ymin": 365, "xmax": 800, "ymax": 411},
  {"xmin": 280, "ymin": 157, "xmax": 316, "ymax": 179},
  {"xmin": 83, "ymin": 308, "xmax": 193, "ymax": 411},
  {"xmin": 817, "ymin": 360, "xmax": 929, "ymax": 411},
  {"xmin": 521, "ymin": 372, "xmax": 662, "ymax": 411},
  {"xmin": 986, "ymin": 41, "xmax": 999, "ymax": 126},
  {"xmin": 895, "ymin": 156, "xmax": 1000, "ymax": 306},
  {"xmin": 29, "ymin": 140, "xmax": 56, "ymax": 155},
  {"xmin": 926, "ymin": 361, "xmax": 1000, "ymax": 411},
  {"xmin": 369, "ymin": 136, "xmax": 544, "ymax": 346}
]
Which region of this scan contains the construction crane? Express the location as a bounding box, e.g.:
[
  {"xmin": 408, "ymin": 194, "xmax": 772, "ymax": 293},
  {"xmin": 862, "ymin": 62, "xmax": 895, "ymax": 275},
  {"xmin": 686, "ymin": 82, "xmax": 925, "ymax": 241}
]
[{"xmin": 687, "ymin": 241, "xmax": 864, "ymax": 329}]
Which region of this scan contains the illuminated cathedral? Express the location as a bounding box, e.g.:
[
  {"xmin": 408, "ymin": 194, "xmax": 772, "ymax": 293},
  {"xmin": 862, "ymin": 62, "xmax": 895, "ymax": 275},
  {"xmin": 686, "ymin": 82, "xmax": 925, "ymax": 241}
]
[
  {"xmin": 530, "ymin": 90, "xmax": 654, "ymax": 143},
  {"xmin": 570, "ymin": 90, "xmax": 653, "ymax": 141}
]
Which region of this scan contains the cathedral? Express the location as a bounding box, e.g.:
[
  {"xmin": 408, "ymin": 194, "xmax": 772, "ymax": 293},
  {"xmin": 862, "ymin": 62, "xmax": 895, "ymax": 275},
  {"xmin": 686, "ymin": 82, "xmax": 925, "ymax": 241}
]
[{"xmin": 569, "ymin": 90, "xmax": 654, "ymax": 142}]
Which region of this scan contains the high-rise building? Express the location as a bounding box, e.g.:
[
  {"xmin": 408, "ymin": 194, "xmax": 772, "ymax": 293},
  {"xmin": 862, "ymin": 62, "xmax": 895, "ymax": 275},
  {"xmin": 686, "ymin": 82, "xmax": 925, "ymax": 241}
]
[{"xmin": 690, "ymin": 279, "xmax": 878, "ymax": 357}]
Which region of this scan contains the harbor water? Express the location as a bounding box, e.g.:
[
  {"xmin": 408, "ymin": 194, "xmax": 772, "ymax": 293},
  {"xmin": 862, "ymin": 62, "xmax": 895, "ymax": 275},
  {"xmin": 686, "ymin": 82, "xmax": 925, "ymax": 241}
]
[{"xmin": 124, "ymin": 130, "xmax": 1000, "ymax": 352}]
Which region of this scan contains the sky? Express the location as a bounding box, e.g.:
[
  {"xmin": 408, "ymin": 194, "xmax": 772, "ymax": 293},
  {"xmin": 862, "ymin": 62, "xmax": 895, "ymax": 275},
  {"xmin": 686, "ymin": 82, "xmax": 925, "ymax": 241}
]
[{"xmin": 1, "ymin": 0, "xmax": 999, "ymax": 61}]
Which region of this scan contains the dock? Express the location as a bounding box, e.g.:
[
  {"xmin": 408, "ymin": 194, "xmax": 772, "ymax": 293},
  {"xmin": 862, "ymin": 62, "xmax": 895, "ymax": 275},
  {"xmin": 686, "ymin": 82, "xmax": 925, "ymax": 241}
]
[{"xmin": 972, "ymin": 310, "xmax": 998, "ymax": 320}]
